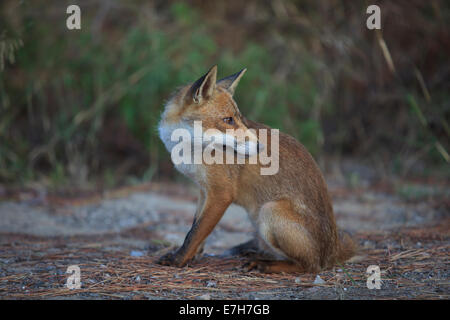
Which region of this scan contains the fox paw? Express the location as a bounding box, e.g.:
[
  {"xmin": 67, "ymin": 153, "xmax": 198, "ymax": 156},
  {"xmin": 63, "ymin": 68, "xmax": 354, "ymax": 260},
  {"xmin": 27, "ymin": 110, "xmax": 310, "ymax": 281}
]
[
  {"xmin": 242, "ymin": 260, "xmax": 268, "ymax": 273},
  {"xmin": 157, "ymin": 251, "xmax": 185, "ymax": 267}
]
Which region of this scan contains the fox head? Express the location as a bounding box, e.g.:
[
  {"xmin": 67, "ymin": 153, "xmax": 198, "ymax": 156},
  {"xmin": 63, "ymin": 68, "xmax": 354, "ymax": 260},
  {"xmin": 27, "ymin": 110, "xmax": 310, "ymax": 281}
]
[{"xmin": 159, "ymin": 65, "xmax": 262, "ymax": 157}]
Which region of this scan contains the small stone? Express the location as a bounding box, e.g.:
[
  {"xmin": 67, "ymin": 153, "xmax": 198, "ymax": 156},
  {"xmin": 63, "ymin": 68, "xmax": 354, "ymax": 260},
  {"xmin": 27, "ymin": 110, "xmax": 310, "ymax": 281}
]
[
  {"xmin": 206, "ymin": 280, "xmax": 217, "ymax": 288},
  {"xmin": 130, "ymin": 250, "xmax": 144, "ymax": 257},
  {"xmin": 313, "ymin": 275, "xmax": 326, "ymax": 284},
  {"xmin": 198, "ymin": 294, "xmax": 211, "ymax": 300},
  {"xmin": 204, "ymin": 253, "xmax": 216, "ymax": 257},
  {"xmin": 294, "ymin": 277, "xmax": 301, "ymax": 284},
  {"xmin": 135, "ymin": 276, "xmax": 141, "ymax": 282}
]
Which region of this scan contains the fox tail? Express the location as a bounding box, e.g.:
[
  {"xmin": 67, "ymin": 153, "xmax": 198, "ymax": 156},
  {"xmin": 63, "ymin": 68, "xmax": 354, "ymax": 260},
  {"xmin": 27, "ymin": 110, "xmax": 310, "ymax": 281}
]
[{"xmin": 336, "ymin": 230, "xmax": 357, "ymax": 263}]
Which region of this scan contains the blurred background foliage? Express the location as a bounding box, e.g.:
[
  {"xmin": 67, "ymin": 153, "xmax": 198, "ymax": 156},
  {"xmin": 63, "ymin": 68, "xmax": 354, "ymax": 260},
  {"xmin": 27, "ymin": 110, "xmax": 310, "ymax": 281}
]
[{"xmin": 0, "ymin": 0, "xmax": 449, "ymax": 189}]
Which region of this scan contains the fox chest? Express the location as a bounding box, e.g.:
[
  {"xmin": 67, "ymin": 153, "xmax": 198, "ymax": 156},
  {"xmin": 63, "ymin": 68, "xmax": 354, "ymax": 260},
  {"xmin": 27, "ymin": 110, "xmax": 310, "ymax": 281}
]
[
  {"xmin": 174, "ymin": 162, "xmax": 208, "ymax": 186},
  {"xmin": 158, "ymin": 121, "xmax": 206, "ymax": 183},
  {"xmin": 174, "ymin": 163, "xmax": 197, "ymax": 178}
]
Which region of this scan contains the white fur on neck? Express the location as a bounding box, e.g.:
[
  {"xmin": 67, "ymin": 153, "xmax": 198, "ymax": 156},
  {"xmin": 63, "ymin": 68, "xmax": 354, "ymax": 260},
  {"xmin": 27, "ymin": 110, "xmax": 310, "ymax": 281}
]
[{"xmin": 158, "ymin": 119, "xmax": 199, "ymax": 179}]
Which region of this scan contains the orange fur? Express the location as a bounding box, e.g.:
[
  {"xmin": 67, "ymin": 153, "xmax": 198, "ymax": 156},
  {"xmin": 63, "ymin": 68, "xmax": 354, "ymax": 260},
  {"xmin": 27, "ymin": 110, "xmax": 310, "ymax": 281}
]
[{"xmin": 157, "ymin": 66, "xmax": 356, "ymax": 273}]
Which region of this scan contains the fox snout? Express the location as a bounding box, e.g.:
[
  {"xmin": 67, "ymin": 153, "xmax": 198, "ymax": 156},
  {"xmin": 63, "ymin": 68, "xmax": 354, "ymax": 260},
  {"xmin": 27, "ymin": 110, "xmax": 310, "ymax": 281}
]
[
  {"xmin": 234, "ymin": 134, "xmax": 264, "ymax": 157},
  {"xmin": 208, "ymin": 128, "xmax": 263, "ymax": 157},
  {"xmin": 233, "ymin": 127, "xmax": 260, "ymax": 156}
]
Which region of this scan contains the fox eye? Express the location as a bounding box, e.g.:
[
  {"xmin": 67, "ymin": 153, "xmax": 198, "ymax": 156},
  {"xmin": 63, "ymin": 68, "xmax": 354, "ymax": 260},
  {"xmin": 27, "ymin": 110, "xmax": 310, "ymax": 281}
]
[
  {"xmin": 223, "ymin": 117, "xmax": 233, "ymax": 124},
  {"xmin": 223, "ymin": 117, "xmax": 234, "ymax": 125}
]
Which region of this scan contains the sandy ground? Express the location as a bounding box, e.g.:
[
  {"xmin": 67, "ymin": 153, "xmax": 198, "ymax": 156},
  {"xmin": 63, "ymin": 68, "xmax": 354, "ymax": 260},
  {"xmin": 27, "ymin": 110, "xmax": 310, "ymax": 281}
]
[{"xmin": 0, "ymin": 177, "xmax": 448, "ymax": 299}]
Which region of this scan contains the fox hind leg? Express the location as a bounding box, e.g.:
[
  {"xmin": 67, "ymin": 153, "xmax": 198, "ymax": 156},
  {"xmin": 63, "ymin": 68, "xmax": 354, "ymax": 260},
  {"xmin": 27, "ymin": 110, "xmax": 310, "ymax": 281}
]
[
  {"xmin": 244, "ymin": 259, "xmax": 304, "ymax": 273},
  {"xmin": 248, "ymin": 200, "xmax": 321, "ymax": 273}
]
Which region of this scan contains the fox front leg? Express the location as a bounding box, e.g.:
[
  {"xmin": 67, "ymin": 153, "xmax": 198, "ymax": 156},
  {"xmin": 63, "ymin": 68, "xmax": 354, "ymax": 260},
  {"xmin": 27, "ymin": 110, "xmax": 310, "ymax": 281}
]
[
  {"xmin": 192, "ymin": 189, "xmax": 207, "ymax": 260},
  {"xmin": 157, "ymin": 191, "xmax": 232, "ymax": 267}
]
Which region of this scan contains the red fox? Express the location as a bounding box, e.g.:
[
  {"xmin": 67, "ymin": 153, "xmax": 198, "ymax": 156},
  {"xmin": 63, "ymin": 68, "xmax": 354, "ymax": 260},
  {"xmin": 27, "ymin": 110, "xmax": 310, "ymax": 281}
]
[{"xmin": 157, "ymin": 65, "xmax": 355, "ymax": 273}]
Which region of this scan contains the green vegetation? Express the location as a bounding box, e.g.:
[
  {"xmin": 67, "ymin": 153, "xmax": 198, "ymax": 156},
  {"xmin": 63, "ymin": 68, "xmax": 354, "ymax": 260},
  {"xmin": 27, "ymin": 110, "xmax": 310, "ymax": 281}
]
[{"xmin": 0, "ymin": 1, "xmax": 448, "ymax": 188}]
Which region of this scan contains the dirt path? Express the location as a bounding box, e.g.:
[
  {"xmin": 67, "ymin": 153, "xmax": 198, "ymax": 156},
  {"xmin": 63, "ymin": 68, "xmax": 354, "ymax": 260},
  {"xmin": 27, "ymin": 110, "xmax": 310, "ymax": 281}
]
[{"xmin": 0, "ymin": 180, "xmax": 448, "ymax": 299}]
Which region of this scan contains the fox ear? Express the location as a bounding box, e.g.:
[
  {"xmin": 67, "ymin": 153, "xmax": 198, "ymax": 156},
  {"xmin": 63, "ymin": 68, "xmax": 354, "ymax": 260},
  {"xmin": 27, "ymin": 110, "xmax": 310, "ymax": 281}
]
[
  {"xmin": 217, "ymin": 68, "xmax": 247, "ymax": 95},
  {"xmin": 188, "ymin": 65, "xmax": 217, "ymax": 104}
]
